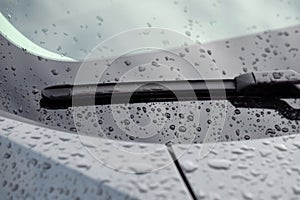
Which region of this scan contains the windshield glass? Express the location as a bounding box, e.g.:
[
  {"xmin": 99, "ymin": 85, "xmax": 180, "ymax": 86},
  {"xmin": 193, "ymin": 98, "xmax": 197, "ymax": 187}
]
[{"xmin": 1, "ymin": 0, "xmax": 300, "ymax": 60}]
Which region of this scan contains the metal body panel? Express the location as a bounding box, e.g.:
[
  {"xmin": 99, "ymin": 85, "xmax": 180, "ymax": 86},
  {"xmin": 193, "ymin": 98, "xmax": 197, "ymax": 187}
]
[{"xmin": 0, "ymin": 114, "xmax": 191, "ymax": 200}]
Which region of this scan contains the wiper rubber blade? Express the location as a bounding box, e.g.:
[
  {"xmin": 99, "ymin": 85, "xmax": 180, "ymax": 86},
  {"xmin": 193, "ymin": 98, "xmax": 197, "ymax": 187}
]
[{"xmin": 40, "ymin": 70, "xmax": 300, "ymax": 110}]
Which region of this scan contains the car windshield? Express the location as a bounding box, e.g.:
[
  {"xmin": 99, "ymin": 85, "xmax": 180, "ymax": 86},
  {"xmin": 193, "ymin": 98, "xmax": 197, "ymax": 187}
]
[{"xmin": 1, "ymin": 0, "xmax": 300, "ymax": 60}]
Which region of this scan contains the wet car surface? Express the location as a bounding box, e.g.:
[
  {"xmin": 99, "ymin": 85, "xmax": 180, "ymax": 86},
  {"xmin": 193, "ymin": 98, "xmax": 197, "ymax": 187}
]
[{"xmin": 1, "ymin": 1, "xmax": 300, "ymax": 200}]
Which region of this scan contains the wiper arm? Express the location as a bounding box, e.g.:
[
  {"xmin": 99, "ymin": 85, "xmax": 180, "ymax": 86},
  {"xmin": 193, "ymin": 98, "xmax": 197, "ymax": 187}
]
[{"xmin": 40, "ymin": 70, "xmax": 300, "ymax": 111}]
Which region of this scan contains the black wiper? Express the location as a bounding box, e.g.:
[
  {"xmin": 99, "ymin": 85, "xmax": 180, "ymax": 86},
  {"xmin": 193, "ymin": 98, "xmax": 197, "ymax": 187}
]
[{"xmin": 40, "ymin": 70, "xmax": 300, "ymax": 119}]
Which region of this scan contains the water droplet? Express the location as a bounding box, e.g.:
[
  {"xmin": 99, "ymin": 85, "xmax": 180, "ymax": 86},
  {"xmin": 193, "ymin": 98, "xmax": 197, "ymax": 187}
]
[
  {"xmin": 274, "ymin": 144, "xmax": 288, "ymax": 152},
  {"xmin": 178, "ymin": 126, "xmax": 187, "ymax": 132},
  {"xmin": 50, "ymin": 69, "xmax": 59, "ymax": 76},
  {"xmin": 138, "ymin": 66, "xmax": 146, "ymax": 72},
  {"xmin": 181, "ymin": 160, "xmax": 198, "ymax": 173},
  {"xmin": 207, "ymin": 159, "xmax": 232, "ymax": 170}
]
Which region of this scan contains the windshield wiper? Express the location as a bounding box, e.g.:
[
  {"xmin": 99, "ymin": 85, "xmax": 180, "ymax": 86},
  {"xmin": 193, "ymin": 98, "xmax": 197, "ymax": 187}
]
[{"xmin": 40, "ymin": 70, "xmax": 300, "ymax": 119}]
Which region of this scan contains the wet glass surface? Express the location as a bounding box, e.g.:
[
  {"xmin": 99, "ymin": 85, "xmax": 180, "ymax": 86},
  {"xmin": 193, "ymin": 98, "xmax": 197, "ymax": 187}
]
[{"xmin": 1, "ymin": 0, "xmax": 300, "ymax": 60}]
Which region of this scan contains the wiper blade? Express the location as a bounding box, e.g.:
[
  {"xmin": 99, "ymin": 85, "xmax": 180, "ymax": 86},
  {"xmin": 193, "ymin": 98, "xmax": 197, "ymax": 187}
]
[{"xmin": 40, "ymin": 70, "xmax": 300, "ymax": 110}]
